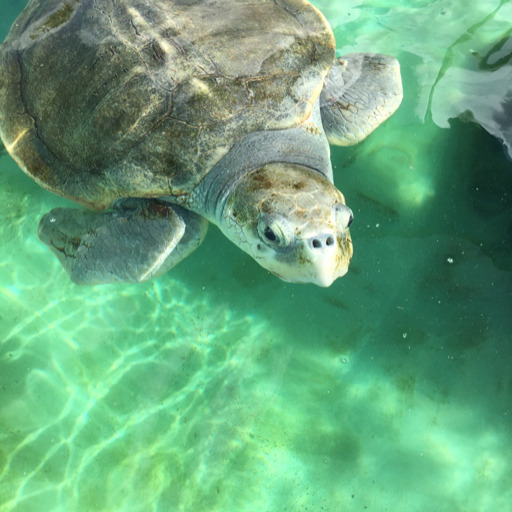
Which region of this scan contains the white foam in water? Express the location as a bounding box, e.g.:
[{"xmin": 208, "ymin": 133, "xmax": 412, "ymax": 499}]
[{"xmin": 1, "ymin": 1, "xmax": 511, "ymax": 511}]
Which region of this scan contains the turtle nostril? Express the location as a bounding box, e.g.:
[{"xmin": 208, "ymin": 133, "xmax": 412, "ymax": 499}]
[{"xmin": 310, "ymin": 234, "xmax": 336, "ymax": 250}]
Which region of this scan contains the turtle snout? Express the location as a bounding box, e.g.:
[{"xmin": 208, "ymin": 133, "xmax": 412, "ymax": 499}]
[
  {"xmin": 307, "ymin": 205, "xmax": 353, "ymax": 251},
  {"xmin": 304, "ymin": 231, "xmax": 346, "ymax": 287},
  {"xmin": 308, "ymin": 233, "xmax": 336, "ymax": 250},
  {"xmin": 302, "ymin": 205, "xmax": 353, "ymax": 286}
]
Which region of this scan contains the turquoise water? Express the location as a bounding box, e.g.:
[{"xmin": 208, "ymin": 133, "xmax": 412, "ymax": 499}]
[{"xmin": 1, "ymin": 0, "xmax": 511, "ymax": 511}]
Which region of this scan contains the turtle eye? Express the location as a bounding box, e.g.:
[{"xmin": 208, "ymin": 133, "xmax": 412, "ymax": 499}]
[
  {"xmin": 335, "ymin": 204, "xmax": 354, "ymax": 230},
  {"xmin": 257, "ymin": 214, "xmax": 293, "ymax": 249},
  {"xmin": 264, "ymin": 226, "xmax": 277, "ymax": 242}
]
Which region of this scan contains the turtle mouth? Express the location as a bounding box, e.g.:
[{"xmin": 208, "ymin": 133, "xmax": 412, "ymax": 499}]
[
  {"xmin": 269, "ymin": 269, "xmax": 286, "ymax": 281},
  {"xmin": 267, "ymin": 263, "xmax": 344, "ymax": 287}
]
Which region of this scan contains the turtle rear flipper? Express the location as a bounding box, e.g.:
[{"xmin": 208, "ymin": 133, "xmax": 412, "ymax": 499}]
[
  {"xmin": 320, "ymin": 53, "xmax": 403, "ymax": 146},
  {"xmin": 38, "ymin": 199, "xmax": 208, "ymax": 285}
]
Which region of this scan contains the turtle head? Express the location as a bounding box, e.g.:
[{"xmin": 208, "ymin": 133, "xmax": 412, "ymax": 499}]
[{"xmin": 218, "ymin": 163, "xmax": 353, "ymax": 287}]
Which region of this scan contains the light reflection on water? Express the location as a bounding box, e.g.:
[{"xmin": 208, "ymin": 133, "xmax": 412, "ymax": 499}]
[{"xmin": 1, "ymin": 1, "xmax": 511, "ymax": 511}]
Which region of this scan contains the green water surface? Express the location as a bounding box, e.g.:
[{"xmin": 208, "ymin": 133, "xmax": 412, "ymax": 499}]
[{"xmin": 1, "ymin": 1, "xmax": 511, "ymax": 511}]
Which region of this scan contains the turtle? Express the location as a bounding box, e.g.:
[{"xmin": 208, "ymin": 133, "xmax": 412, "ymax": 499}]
[{"xmin": 0, "ymin": 0, "xmax": 402, "ymax": 287}]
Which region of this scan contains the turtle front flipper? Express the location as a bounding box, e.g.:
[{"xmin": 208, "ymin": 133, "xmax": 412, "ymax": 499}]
[
  {"xmin": 320, "ymin": 53, "xmax": 403, "ymax": 146},
  {"xmin": 38, "ymin": 199, "xmax": 208, "ymax": 285}
]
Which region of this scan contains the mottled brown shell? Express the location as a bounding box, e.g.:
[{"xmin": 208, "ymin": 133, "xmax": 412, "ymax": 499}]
[{"xmin": 0, "ymin": 0, "xmax": 335, "ymax": 209}]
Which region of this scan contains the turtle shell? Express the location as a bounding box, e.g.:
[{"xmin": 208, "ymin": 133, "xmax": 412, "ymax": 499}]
[{"xmin": 0, "ymin": 0, "xmax": 335, "ymax": 209}]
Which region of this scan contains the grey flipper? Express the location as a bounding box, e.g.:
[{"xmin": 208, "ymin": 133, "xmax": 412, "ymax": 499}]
[
  {"xmin": 38, "ymin": 199, "xmax": 208, "ymax": 284},
  {"xmin": 320, "ymin": 53, "xmax": 403, "ymax": 146}
]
